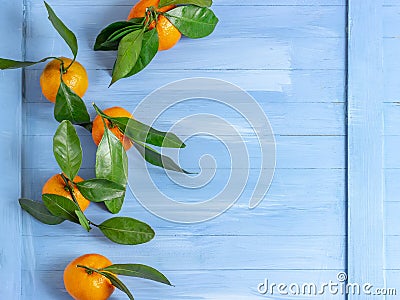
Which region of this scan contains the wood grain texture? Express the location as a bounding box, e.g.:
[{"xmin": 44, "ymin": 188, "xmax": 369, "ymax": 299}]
[
  {"xmin": 14, "ymin": 0, "xmax": 348, "ymax": 299},
  {"xmin": 26, "ymin": 4, "xmax": 346, "ymax": 38},
  {"xmin": 24, "ymin": 101, "xmax": 346, "ymax": 136},
  {"xmin": 347, "ymin": 0, "xmax": 386, "ymax": 297},
  {"xmin": 30, "ymin": 0, "xmax": 346, "ymax": 6},
  {"xmin": 0, "ymin": 0, "xmax": 23, "ymax": 298},
  {"xmin": 24, "ymin": 69, "xmax": 346, "ymax": 102},
  {"xmin": 383, "ymin": 0, "xmax": 400, "ymax": 291},
  {"xmin": 24, "ymin": 270, "xmax": 346, "ymax": 300},
  {"xmin": 21, "ymin": 135, "xmax": 346, "ymax": 170}
]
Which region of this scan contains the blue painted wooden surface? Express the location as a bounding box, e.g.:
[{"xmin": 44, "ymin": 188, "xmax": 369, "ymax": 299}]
[
  {"xmin": 1, "ymin": 0, "xmax": 399, "ymax": 299},
  {"xmin": 347, "ymin": 1, "xmax": 386, "ymax": 298},
  {"xmin": 384, "ymin": 0, "xmax": 400, "ymax": 294},
  {"xmin": 0, "ymin": 0, "xmax": 23, "ymax": 299}
]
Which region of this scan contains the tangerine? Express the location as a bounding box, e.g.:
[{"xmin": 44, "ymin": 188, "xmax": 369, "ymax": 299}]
[
  {"xmin": 92, "ymin": 106, "xmax": 133, "ymax": 150},
  {"xmin": 42, "ymin": 174, "xmax": 90, "ymax": 211},
  {"xmin": 127, "ymin": 0, "xmax": 181, "ymax": 51},
  {"xmin": 40, "ymin": 57, "xmax": 89, "ymax": 103},
  {"xmin": 64, "ymin": 254, "xmax": 115, "ymax": 300}
]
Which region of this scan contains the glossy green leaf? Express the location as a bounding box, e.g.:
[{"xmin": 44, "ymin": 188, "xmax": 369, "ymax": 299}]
[
  {"xmin": 42, "ymin": 194, "xmax": 80, "ymax": 223},
  {"xmin": 97, "ymin": 271, "xmax": 134, "ymax": 300},
  {"xmin": 98, "ymin": 29, "xmax": 139, "ymax": 51},
  {"xmin": 0, "ymin": 57, "xmax": 51, "ymax": 70},
  {"xmin": 102, "ymin": 264, "xmax": 172, "ymax": 286},
  {"xmin": 76, "ymin": 179, "xmax": 126, "ymax": 203},
  {"xmin": 75, "ymin": 210, "xmax": 91, "ymax": 232},
  {"xmin": 19, "ymin": 198, "xmax": 64, "ymax": 225},
  {"xmin": 111, "ymin": 29, "xmax": 144, "ymax": 85},
  {"xmin": 53, "ymin": 120, "xmax": 82, "ymax": 180},
  {"xmin": 98, "ymin": 217, "xmax": 155, "ymax": 245},
  {"xmin": 116, "ymin": 117, "xmax": 185, "ymax": 148},
  {"xmin": 54, "ymin": 80, "xmax": 91, "ymax": 124},
  {"xmin": 165, "ymin": 6, "xmax": 218, "ymax": 38},
  {"xmin": 95, "ymin": 126, "xmax": 128, "ymax": 186},
  {"xmin": 108, "ymin": 26, "xmax": 141, "ymax": 43},
  {"xmin": 96, "ymin": 121, "xmax": 128, "ymax": 214},
  {"xmin": 134, "ymin": 142, "xmax": 191, "ymax": 174},
  {"xmin": 94, "ymin": 19, "xmax": 145, "ymax": 51},
  {"xmin": 44, "ymin": 1, "xmax": 78, "ymax": 59},
  {"xmin": 159, "ymin": 0, "xmax": 212, "ymax": 7},
  {"xmin": 125, "ymin": 29, "xmax": 159, "ymax": 77},
  {"xmin": 93, "ymin": 103, "xmax": 185, "ymax": 148}
]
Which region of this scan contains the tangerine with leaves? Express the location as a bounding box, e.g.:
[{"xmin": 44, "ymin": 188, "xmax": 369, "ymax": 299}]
[
  {"xmin": 40, "ymin": 57, "xmax": 89, "ymax": 103},
  {"xmin": 92, "ymin": 106, "xmax": 134, "ymax": 150},
  {"xmin": 128, "ymin": 0, "xmax": 181, "ymax": 51},
  {"xmin": 64, "ymin": 254, "xmax": 115, "ymax": 300},
  {"xmin": 42, "ymin": 174, "xmax": 90, "ymax": 211}
]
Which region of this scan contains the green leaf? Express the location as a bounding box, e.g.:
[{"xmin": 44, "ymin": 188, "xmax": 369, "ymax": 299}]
[
  {"xmin": 159, "ymin": 0, "xmax": 212, "ymax": 7},
  {"xmin": 44, "ymin": 1, "xmax": 78, "ymax": 59},
  {"xmin": 98, "ymin": 29, "xmax": 139, "ymax": 51},
  {"xmin": 98, "ymin": 217, "xmax": 155, "ymax": 245},
  {"xmin": 165, "ymin": 6, "xmax": 218, "ymax": 38},
  {"xmin": 42, "ymin": 194, "xmax": 80, "ymax": 223},
  {"xmin": 125, "ymin": 29, "xmax": 159, "ymax": 77},
  {"xmin": 76, "ymin": 179, "xmax": 126, "ymax": 203},
  {"xmin": 94, "ymin": 19, "xmax": 145, "ymax": 51},
  {"xmin": 0, "ymin": 57, "xmax": 51, "ymax": 70},
  {"xmin": 97, "ymin": 271, "xmax": 135, "ymax": 300},
  {"xmin": 54, "ymin": 79, "xmax": 91, "ymax": 124},
  {"xmin": 53, "ymin": 120, "xmax": 82, "ymax": 180},
  {"xmin": 19, "ymin": 198, "xmax": 64, "ymax": 225},
  {"xmin": 75, "ymin": 210, "xmax": 91, "ymax": 232},
  {"xmin": 107, "ymin": 26, "xmax": 141, "ymax": 43},
  {"xmin": 134, "ymin": 142, "xmax": 191, "ymax": 174},
  {"xmin": 111, "ymin": 29, "xmax": 144, "ymax": 86},
  {"xmin": 93, "ymin": 103, "xmax": 185, "ymax": 148},
  {"xmin": 102, "ymin": 264, "xmax": 172, "ymax": 286},
  {"xmin": 114, "ymin": 117, "xmax": 185, "ymax": 148},
  {"xmin": 96, "ymin": 122, "xmax": 128, "ymax": 214}
]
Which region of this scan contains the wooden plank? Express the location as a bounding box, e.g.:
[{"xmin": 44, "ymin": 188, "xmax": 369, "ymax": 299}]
[
  {"xmin": 21, "ymin": 235, "xmax": 345, "ymax": 271},
  {"xmin": 24, "ymin": 102, "xmax": 346, "ymax": 136},
  {"xmin": 386, "ymin": 237, "xmax": 400, "ymax": 270},
  {"xmin": 24, "ymin": 37, "xmax": 346, "ymax": 71},
  {"xmin": 347, "ymin": 0, "xmax": 386, "ymax": 296},
  {"xmin": 384, "ymin": 6, "xmax": 400, "ymax": 36},
  {"xmin": 384, "ymin": 103, "xmax": 400, "ymax": 135},
  {"xmin": 385, "ymin": 136, "xmax": 400, "ymax": 167},
  {"xmin": 383, "ymin": 39, "xmax": 400, "ymax": 102},
  {"xmin": 22, "ymin": 135, "xmax": 345, "ymax": 170},
  {"xmin": 385, "ymin": 169, "xmax": 400, "ymax": 203},
  {"xmin": 385, "ymin": 0, "xmax": 400, "ymax": 6},
  {"xmin": 386, "ymin": 202, "xmax": 400, "ymax": 235},
  {"xmin": 0, "ymin": 0, "xmax": 23, "ymax": 298},
  {"xmin": 30, "ymin": 0, "xmax": 346, "ymax": 6},
  {"xmin": 26, "ymin": 5, "xmax": 345, "ymax": 40},
  {"xmin": 23, "ymin": 270, "xmax": 346, "ymax": 300},
  {"xmin": 25, "ymin": 69, "xmax": 346, "ymax": 103}
]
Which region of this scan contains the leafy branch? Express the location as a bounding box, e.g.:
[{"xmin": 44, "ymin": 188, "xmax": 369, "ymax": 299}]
[
  {"xmin": 77, "ymin": 263, "xmax": 171, "ymax": 299},
  {"xmin": 0, "ymin": 1, "xmax": 191, "ymax": 175},
  {"xmin": 94, "ymin": 0, "xmax": 218, "ymax": 84},
  {"xmin": 19, "ymin": 120, "xmax": 154, "ymax": 244}
]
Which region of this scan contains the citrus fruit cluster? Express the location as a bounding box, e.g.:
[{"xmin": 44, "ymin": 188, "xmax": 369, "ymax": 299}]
[
  {"xmin": 95, "ymin": 0, "xmax": 219, "ymax": 84},
  {"xmin": 0, "ymin": 0, "xmax": 218, "ymax": 298}
]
